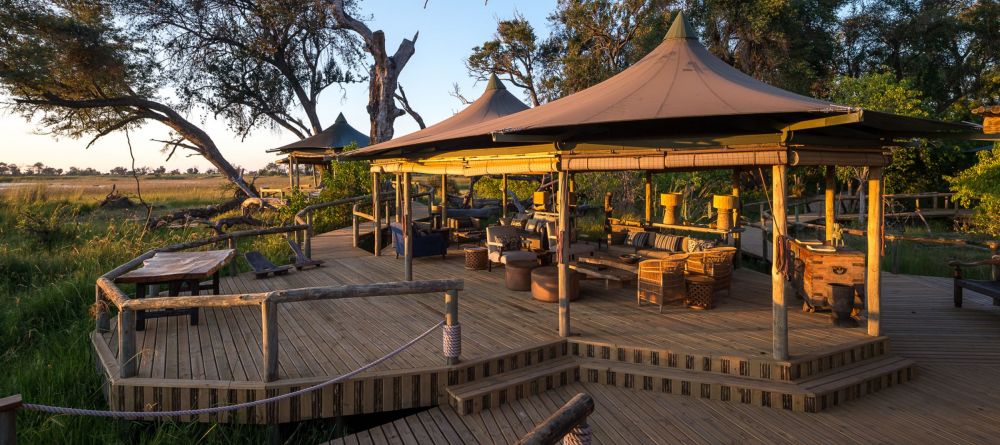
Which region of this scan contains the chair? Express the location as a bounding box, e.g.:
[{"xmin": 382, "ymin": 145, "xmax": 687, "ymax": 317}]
[
  {"xmin": 637, "ymin": 254, "xmax": 688, "ymax": 312},
  {"xmin": 485, "ymin": 225, "xmax": 536, "ymax": 271},
  {"xmin": 544, "ymin": 221, "xmax": 597, "ymax": 259},
  {"xmin": 286, "ymin": 239, "xmax": 324, "ymax": 270},
  {"xmin": 948, "ymin": 255, "xmax": 1000, "ymax": 307},
  {"xmin": 685, "ymin": 246, "xmax": 737, "ymax": 297},
  {"xmin": 245, "ymin": 251, "xmax": 293, "ymax": 279},
  {"xmin": 389, "ymin": 222, "xmax": 448, "ymax": 259}
]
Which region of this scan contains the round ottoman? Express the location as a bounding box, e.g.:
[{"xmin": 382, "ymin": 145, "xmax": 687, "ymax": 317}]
[
  {"xmin": 463, "ymin": 246, "xmax": 488, "ymax": 270},
  {"xmin": 505, "ymin": 260, "xmax": 538, "ymax": 291},
  {"xmin": 530, "ymin": 266, "xmax": 581, "ymax": 302}
]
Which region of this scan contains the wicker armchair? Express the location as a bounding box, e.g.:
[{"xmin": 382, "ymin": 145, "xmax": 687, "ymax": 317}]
[
  {"xmin": 637, "ymin": 254, "xmax": 688, "ymax": 313},
  {"xmin": 685, "ymin": 247, "xmax": 737, "ymax": 297}
]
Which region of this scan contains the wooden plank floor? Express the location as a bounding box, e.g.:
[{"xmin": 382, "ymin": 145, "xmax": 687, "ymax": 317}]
[
  {"xmin": 100, "ymin": 224, "xmax": 890, "ymax": 383},
  {"xmin": 329, "ymin": 271, "xmax": 1000, "ymax": 445}
]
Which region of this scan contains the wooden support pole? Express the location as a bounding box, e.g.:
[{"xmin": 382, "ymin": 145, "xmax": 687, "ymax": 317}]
[
  {"xmin": 557, "ymin": 171, "xmax": 571, "ymax": 337},
  {"xmin": 395, "ymin": 174, "xmax": 402, "ymax": 222},
  {"xmin": 287, "ymin": 158, "xmax": 294, "ymax": 190},
  {"xmin": 445, "ymin": 289, "xmax": 459, "ymax": 365},
  {"xmin": 825, "ymin": 166, "xmax": 836, "ymax": 245},
  {"xmin": 403, "ymin": 172, "xmax": 413, "ymax": 281},
  {"xmin": 866, "ymin": 167, "xmax": 883, "ymax": 337},
  {"xmin": 771, "ymin": 165, "xmax": 789, "ymax": 360},
  {"xmin": 228, "ymin": 237, "xmax": 238, "ymax": 276},
  {"xmin": 118, "ymin": 309, "xmax": 137, "ymax": 378},
  {"xmin": 262, "ymin": 301, "xmax": 279, "ymax": 382},
  {"xmin": 305, "ymin": 212, "xmax": 313, "ymax": 258},
  {"xmin": 732, "ymin": 169, "xmax": 742, "ymax": 269},
  {"xmin": 352, "ymin": 211, "xmax": 359, "ymax": 248},
  {"xmin": 0, "ymin": 394, "xmax": 22, "ymax": 445},
  {"xmin": 373, "ymin": 173, "xmax": 382, "ymax": 257},
  {"xmin": 441, "ymin": 174, "xmax": 449, "ymax": 227},
  {"xmin": 501, "ymin": 174, "xmax": 508, "ymax": 218},
  {"xmin": 644, "ymin": 171, "xmax": 652, "ymax": 225}
]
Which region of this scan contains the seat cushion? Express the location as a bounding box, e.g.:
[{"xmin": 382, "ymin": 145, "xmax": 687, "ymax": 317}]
[{"xmin": 500, "ymin": 251, "xmax": 537, "ymax": 264}]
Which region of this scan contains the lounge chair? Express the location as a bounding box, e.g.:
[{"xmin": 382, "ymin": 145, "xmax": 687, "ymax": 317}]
[
  {"xmin": 245, "ymin": 251, "xmax": 292, "ymax": 279},
  {"xmin": 389, "ymin": 222, "xmax": 448, "ymax": 259},
  {"xmin": 287, "ymin": 238, "xmax": 324, "ymax": 270},
  {"xmin": 485, "ymin": 225, "xmax": 536, "ymax": 271}
]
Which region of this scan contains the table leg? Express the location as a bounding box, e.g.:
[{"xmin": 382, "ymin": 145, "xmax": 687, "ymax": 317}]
[
  {"xmin": 188, "ymin": 279, "xmax": 200, "ymax": 325},
  {"xmin": 212, "ymin": 271, "xmax": 220, "ymax": 294},
  {"xmin": 135, "ymin": 284, "xmax": 147, "ymax": 331}
]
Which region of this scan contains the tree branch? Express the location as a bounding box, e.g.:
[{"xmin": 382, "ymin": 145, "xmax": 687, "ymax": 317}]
[{"xmin": 394, "ymin": 83, "xmax": 426, "ymax": 129}]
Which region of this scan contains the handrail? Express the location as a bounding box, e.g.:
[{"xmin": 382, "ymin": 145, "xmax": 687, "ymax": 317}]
[{"xmin": 516, "ymin": 393, "xmax": 595, "ymax": 445}]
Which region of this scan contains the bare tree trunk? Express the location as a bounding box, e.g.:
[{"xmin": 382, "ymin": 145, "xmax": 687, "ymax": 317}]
[{"xmin": 329, "ymin": 0, "xmax": 417, "ymax": 143}]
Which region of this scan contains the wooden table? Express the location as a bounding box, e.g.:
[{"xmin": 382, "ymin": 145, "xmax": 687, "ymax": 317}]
[
  {"xmin": 570, "ymin": 256, "xmax": 638, "ymax": 289},
  {"xmin": 115, "ymin": 249, "xmax": 235, "ymax": 330}
]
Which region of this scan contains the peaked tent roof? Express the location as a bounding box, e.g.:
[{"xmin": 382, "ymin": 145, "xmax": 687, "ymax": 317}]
[
  {"xmin": 345, "ymin": 74, "xmax": 530, "ymax": 158},
  {"xmin": 268, "ymin": 113, "xmax": 369, "ymax": 154},
  {"xmin": 346, "ymin": 12, "xmax": 984, "ymax": 160}
]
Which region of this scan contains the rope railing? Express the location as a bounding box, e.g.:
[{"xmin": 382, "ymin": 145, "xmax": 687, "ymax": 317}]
[{"xmin": 1, "ymin": 320, "xmax": 442, "ymax": 438}]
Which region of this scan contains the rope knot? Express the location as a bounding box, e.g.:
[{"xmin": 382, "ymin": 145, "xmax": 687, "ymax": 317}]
[
  {"xmin": 563, "ymin": 422, "xmax": 592, "ymax": 445},
  {"xmin": 443, "ymin": 323, "xmax": 461, "ymax": 359}
]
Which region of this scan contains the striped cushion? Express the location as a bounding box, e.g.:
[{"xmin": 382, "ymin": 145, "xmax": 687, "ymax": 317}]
[{"xmin": 626, "ymin": 231, "xmax": 651, "ymax": 248}]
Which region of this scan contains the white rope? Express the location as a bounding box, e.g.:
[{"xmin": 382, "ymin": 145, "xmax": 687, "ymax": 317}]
[
  {"xmin": 23, "ymin": 321, "xmax": 444, "ymax": 418},
  {"xmin": 563, "ymin": 422, "xmax": 592, "ymax": 445},
  {"xmin": 442, "ymin": 323, "xmax": 461, "ymax": 359}
]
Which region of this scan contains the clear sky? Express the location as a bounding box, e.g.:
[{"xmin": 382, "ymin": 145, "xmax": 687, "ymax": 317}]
[{"xmin": 0, "ymin": 0, "xmax": 555, "ymax": 172}]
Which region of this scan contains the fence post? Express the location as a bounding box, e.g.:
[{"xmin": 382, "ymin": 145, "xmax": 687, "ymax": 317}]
[
  {"xmin": 352, "ymin": 205, "xmax": 359, "ymax": 248},
  {"xmin": 95, "ymin": 285, "xmax": 110, "ymax": 333},
  {"xmin": 989, "ymin": 241, "xmax": 1000, "ymax": 283},
  {"xmin": 262, "ymin": 301, "xmax": 279, "ymax": 382},
  {"xmin": 0, "ymin": 394, "xmax": 21, "ymax": 445},
  {"xmin": 444, "ymin": 289, "xmax": 460, "ymax": 365},
  {"xmin": 228, "ymin": 236, "xmax": 238, "ymax": 277},
  {"xmin": 118, "ymin": 309, "xmax": 137, "ymax": 378},
  {"xmin": 305, "ymin": 213, "xmax": 313, "ymax": 259}
]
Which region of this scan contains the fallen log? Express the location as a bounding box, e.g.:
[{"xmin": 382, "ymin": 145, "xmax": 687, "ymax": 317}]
[{"xmin": 145, "ymin": 196, "xmax": 244, "ymax": 230}]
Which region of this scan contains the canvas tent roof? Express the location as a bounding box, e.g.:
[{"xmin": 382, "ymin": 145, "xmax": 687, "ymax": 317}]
[
  {"xmin": 346, "ymin": 74, "xmax": 530, "ymax": 158},
  {"xmin": 268, "ymin": 113, "xmax": 369, "ymax": 154},
  {"xmin": 346, "ymin": 12, "xmax": 984, "ymax": 161}
]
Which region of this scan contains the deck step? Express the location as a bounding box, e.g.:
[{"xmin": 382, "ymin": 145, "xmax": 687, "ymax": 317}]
[
  {"xmin": 447, "ymin": 357, "xmax": 579, "ymax": 416},
  {"xmin": 570, "ymin": 336, "xmax": 892, "ymax": 382},
  {"xmin": 579, "ymin": 354, "xmax": 914, "ymax": 413}
]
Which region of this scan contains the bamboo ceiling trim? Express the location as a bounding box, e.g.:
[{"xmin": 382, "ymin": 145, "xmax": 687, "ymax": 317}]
[{"xmin": 373, "ymin": 157, "xmax": 558, "ymax": 176}]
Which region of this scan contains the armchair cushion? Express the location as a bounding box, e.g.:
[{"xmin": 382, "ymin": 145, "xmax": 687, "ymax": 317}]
[{"xmin": 626, "ymin": 231, "xmax": 651, "ymax": 248}]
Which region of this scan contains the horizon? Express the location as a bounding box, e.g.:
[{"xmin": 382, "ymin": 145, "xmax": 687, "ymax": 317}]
[{"xmin": 0, "ymin": 0, "xmax": 554, "ymax": 172}]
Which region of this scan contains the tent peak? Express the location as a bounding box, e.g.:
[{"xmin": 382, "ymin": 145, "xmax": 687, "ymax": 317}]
[
  {"xmin": 335, "ymin": 112, "xmax": 347, "ymax": 123},
  {"xmin": 665, "ymin": 11, "xmax": 697, "ymax": 40},
  {"xmin": 486, "ymin": 73, "xmax": 506, "ymax": 91}
]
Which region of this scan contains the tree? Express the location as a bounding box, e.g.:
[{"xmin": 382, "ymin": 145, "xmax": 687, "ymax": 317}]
[
  {"xmin": 688, "ymin": 0, "xmax": 843, "ymax": 95},
  {"xmin": 0, "ymin": 1, "xmax": 259, "ymax": 196},
  {"xmin": 185, "ymin": 166, "xmax": 200, "ymax": 175},
  {"xmin": 839, "ymin": 0, "xmax": 1000, "ymax": 115},
  {"xmin": 467, "ymin": 14, "xmax": 557, "ymax": 106},
  {"xmin": 328, "ymin": 0, "xmax": 420, "ymax": 142},
  {"xmin": 110, "ymin": 166, "xmax": 129, "ymax": 176},
  {"xmin": 542, "ymin": 0, "xmax": 675, "ymax": 98},
  {"xmin": 121, "ymin": 0, "xmax": 364, "ymax": 140},
  {"xmin": 948, "ymin": 146, "xmax": 1000, "ymax": 236}
]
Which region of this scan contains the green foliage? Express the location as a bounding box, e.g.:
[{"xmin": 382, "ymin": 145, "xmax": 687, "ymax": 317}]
[
  {"xmin": 472, "ymin": 176, "xmax": 537, "ymax": 202},
  {"xmin": 466, "ymin": 13, "xmax": 555, "ymax": 106},
  {"xmin": 948, "ymin": 147, "xmax": 1000, "ymax": 237}
]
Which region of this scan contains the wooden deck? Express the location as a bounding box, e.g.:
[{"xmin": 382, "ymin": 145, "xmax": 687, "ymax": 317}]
[
  {"xmin": 329, "ymin": 270, "xmax": 1000, "ymax": 444},
  {"xmin": 90, "ymin": 222, "xmax": 1000, "ymax": 435}
]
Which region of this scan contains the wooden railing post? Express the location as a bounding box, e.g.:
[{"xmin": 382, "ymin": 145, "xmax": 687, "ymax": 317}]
[
  {"xmin": 95, "ymin": 285, "xmax": 110, "ymax": 333},
  {"xmin": 262, "ymin": 301, "xmax": 279, "ymax": 382},
  {"xmin": 352, "ymin": 205, "xmax": 360, "ymax": 248},
  {"xmin": 373, "ymin": 172, "xmax": 382, "ymax": 257},
  {"xmin": 516, "ymin": 393, "xmax": 595, "ymax": 445},
  {"xmin": 228, "ymin": 236, "xmax": 238, "ymax": 276},
  {"xmin": 118, "ymin": 309, "xmax": 137, "ymax": 378},
  {"xmin": 305, "ymin": 212, "xmax": 313, "ymax": 258},
  {"xmin": 445, "ymin": 289, "xmax": 460, "ymax": 365},
  {"xmin": 988, "ymin": 241, "xmax": 1000, "ymax": 283},
  {"xmin": 0, "ymin": 394, "xmax": 21, "ymax": 445}
]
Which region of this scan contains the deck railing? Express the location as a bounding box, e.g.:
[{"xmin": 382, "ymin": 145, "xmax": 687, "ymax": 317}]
[
  {"xmin": 516, "ymin": 393, "xmax": 595, "ymax": 445},
  {"xmin": 95, "ymin": 225, "xmax": 463, "ymax": 382}
]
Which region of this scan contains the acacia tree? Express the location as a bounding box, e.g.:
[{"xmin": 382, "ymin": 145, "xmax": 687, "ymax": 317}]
[
  {"xmin": 0, "ymin": 0, "xmax": 260, "ymax": 196},
  {"xmin": 466, "ymin": 14, "xmax": 557, "ymax": 106},
  {"xmin": 120, "ymin": 0, "xmax": 364, "ymax": 140}
]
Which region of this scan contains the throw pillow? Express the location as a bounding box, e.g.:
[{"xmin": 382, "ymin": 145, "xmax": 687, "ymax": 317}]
[
  {"xmin": 686, "ymin": 238, "xmax": 718, "ymax": 252},
  {"xmin": 496, "ymin": 232, "xmax": 521, "ymax": 251},
  {"xmin": 626, "ymin": 231, "xmax": 650, "ymax": 248}
]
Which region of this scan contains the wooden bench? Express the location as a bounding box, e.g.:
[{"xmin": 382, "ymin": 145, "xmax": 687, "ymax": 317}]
[
  {"xmin": 245, "ymin": 251, "xmax": 292, "ymax": 279},
  {"xmin": 949, "ymin": 255, "xmax": 1000, "ymax": 307}
]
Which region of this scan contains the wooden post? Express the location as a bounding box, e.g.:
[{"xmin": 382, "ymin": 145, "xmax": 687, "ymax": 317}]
[
  {"xmin": 644, "ymin": 171, "xmax": 652, "ymax": 225},
  {"xmin": 866, "ymin": 167, "xmax": 883, "ymax": 337},
  {"xmin": 557, "ymin": 171, "xmax": 571, "ymax": 337},
  {"xmin": 262, "ymin": 301, "xmax": 279, "ymax": 382},
  {"xmin": 95, "ymin": 285, "xmax": 110, "ymax": 333},
  {"xmin": 228, "ymin": 237, "xmax": 238, "ymax": 276},
  {"xmin": 305, "ymin": 212, "xmax": 313, "ymax": 258},
  {"xmin": 771, "ymin": 165, "xmax": 789, "ymax": 360},
  {"xmin": 373, "ymin": 173, "xmax": 382, "ymax": 257},
  {"xmin": 403, "ymin": 172, "xmax": 413, "ymax": 281},
  {"xmin": 825, "ymin": 166, "xmax": 836, "ymax": 245},
  {"xmin": 732, "ymin": 169, "xmax": 742, "ymax": 268},
  {"xmin": 501, "ymin": 174, "xmax": 508, "ymax": 218},
  {"xmin": 118, "ymin": 309, "xmax": 137, "ymax": 378},
  {"xmin": 445, "ymin": 289, "xmax": 459, "ymax": 365},
  {"xmin": 395, "ymin": 174, "xmax": 402, "ymax": 222},
  {"xmin": 287, "ymin": 157, "xmax": 294, "ymax": 190},
  {"xmin": 0, "ymin": 394, "xmax": 21, "ymax": 445},
  {"xmin": 989, "ymin": 241, "xmax": 1000, "ymax": 282},
  {"xmin": 352, "ymin": 210, "xmax": 359, "ymax": 248},
  {"xmin": 441, "ymin": 174, "xmax": 449, "ymax": 226}
]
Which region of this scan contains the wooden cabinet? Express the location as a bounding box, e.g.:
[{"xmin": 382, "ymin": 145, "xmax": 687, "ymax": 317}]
[{"xmin": 789, "ymin": 240, "xmax": 865, "ymax": 309}]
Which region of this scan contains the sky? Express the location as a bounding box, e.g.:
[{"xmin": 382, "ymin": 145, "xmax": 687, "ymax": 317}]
[{"xmin": 0, "ymin": 0, "xmax": 555, "ymax": 172}]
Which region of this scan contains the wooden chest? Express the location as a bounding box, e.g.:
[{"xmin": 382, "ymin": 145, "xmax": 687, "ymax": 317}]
[{"xmin": 789, "ymin": 240, "xmax": 865, "ymax": 307}]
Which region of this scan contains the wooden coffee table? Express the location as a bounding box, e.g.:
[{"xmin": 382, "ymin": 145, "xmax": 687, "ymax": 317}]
[{"xmin": 570, "ymin": 256, "xmax": 637, "ymax": 289}]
